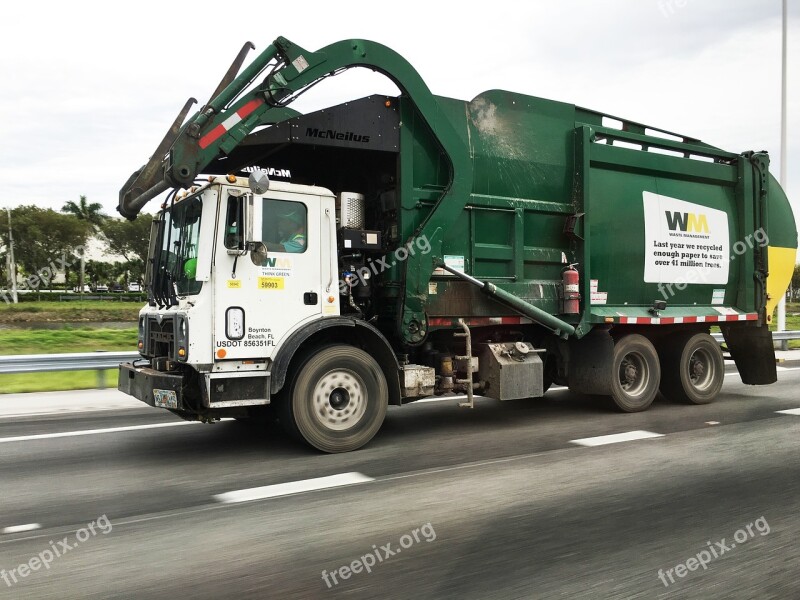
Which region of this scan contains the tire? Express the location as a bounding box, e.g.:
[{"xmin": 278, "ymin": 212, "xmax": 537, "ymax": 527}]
[
  {"xmin": 659, "ymin": 333, "xmax": 724, "ymax": 404},
  {"xmin": 609, "ymin": 334, "xmax": 660, "ymax": 412},
  {"xmin": 279, "ymin": 345, "xmax": 388, "ymax": 453}
]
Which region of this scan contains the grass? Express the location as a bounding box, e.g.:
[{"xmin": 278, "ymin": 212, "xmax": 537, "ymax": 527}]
[
  {"xmin": 0, "ymin": 300, "xmax": 141, "ymax": 323},
  {"xmin": 0, "ymin": 327, "xmax": 138, "ymax": 355},
  {"xmin": 0, "ymin": 370, "xmax": 117, "ymax": 394}
]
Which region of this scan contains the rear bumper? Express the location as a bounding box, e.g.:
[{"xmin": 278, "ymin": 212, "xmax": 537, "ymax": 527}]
[{"xmin": 118, "ymin": 362, "xmax": 187, "ymax": 410}]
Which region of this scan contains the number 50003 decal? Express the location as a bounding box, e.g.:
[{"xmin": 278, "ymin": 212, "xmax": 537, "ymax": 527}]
[{"xmin": 258, "ymin": 277, "xmax": 285, "ymax": 290}]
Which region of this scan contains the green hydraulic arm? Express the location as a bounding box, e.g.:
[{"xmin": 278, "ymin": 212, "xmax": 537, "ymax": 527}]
[
  {"xmin": 118, "ymin": 36, "xmax": 473, "ymax": 346},
  {"xmin": 438, "ymin": 264, "xmax": 575, "ymax": 339}
]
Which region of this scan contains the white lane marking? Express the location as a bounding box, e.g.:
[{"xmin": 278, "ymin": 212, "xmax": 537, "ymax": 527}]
[
  {"xmin": 213, "ymin": 472, "xmax": 374, "ymax": 504},
  {"xmin": 0, "ymin": 419, "xmax": 233, "ymax": 444},
  {"xmin": 776, "ymin": 408, "xmax": 800, "ymax": 416},
  {"xmin": 570, "ymin": 430, "xmax": 664, "ymax": 447},
  {"xmin": 0, "ymin": 407, "xmax": 144, "ymax": 420},
  {"xmin": 3, "ymin": 524, "xmax": 41, "ymax": 534},
  {"xmin": 706, "ymin": 421, "xmax": 721, "ymax": 425},
  {"xmin": 413, "ymin": 396, "xmax": 459, "ymax": 404}
]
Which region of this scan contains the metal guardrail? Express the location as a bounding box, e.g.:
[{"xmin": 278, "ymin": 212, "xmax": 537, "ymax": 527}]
[
  {"xmin": 0, "ymin": 351, "xmax": 139, "ymax": 388},
  {"xmin": 769, "ymin": 331, "xmax": 800, "ymax": 342},
  {"xmin": 711, "ymin": 331, "xmax": 799, "ymax": 350},
  {"xmin": 0, "ymin": 332, "xmax": 796, "ymax": 389},
  {"xmin": 0, "ymin": 351, "xmax": 139, "ymax": 374}
]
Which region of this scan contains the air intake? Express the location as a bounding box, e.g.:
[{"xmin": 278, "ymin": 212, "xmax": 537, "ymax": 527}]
[{"xmin": 337, "ymin": 192, "xmax": 365, "ymax": 229}]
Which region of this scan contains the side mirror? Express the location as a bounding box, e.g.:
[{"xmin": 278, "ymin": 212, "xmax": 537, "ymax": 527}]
[
  {"xmin": 227, "ymin": 193, "xmax": 261, "ymax": 256},
  {"xmin": 249, "ymin": 242, "xmax": 268, "ymax": 266},
  {"xmin": 248, "ymin": 170, "xmax": 270, "ymax": 195}
]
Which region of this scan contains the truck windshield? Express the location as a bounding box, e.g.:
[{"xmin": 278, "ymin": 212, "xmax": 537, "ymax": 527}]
[{"xmin": 151, "ymin": 197, "xmax": 203, "ymax": 306}]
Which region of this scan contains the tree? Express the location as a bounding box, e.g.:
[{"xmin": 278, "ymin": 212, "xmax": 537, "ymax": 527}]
[
  {"xmin": 61, "ymin": 195, "xmax": 110, "ymax": 292},
  {"xmin": 100, "ymin": 214, "xmax": 152, "ymax": 265},
  {"xmin": 0, "ymin": 206, "xmax": 89, "ymax": 290},
  {"xmin": 792, "ymin": 263, "xmax": 800, "ymax": 302},
  {"xmin": 61, "ymin": 195, "xmax": 107, "ymax": 229},
  {"xmin": 85, "ymin": 260, "xmax": 114, "ymax": 286}
]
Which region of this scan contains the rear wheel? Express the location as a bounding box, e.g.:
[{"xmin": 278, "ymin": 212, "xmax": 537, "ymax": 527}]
[
  {"xmin": 279, "ymin": 345, "xmax": 388, "ymax": 453},
  {"xmin": 659, "ymin": 333, "xmax": 723, "ymax": 404},
  {"xmin": 609, "ymin": 334, "xmax": 660, "ymax": 412}
]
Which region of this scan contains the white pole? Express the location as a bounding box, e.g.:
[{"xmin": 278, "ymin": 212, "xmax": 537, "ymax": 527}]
[
  {"xmin": 777, "ymin": 0, "xmax": 788, "ymax": 339},
  {"xmin": 6, "ymin": 208, "xmax": 18, "ymax": 304},
  {"xmin": 80, "ymin": 249, "xmax": 85, "ymax": 297}
]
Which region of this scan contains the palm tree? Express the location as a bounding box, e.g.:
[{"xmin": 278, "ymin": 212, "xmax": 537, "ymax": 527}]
[
  {"xmin": 62, "ymin": 195, "xmax": 106, "ymax": 295},
  {"xmin": 61, "ymin": 195, "xmax": 106, "ymax": 229}
]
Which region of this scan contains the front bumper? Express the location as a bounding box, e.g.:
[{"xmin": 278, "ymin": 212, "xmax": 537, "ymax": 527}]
[{"xmin": 118, "ymin": 362, "xmax": 188, "ymax": 410}]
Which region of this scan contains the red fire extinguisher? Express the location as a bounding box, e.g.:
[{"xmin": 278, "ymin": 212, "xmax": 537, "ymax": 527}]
[{"xmin": 562, "ymin": 264, "xmax": 580, "ymax": 314}]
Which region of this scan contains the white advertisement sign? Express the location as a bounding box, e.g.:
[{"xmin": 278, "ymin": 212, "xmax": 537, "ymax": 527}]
[{"xmin": 642, "ymin": 191, "xmax": 729, "ymax": 285}]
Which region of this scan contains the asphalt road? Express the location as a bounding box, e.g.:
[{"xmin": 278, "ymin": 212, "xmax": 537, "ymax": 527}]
[{"xmin": 1, "ymin": 365, "xmax": 799, "ymax": 599}]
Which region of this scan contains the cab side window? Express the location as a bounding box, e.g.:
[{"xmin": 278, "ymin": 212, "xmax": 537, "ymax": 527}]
[
  {"xmin": 224, "ymin": 195, "xmax": 244, "ymax": 251},
  {"xmin": 262, "ymin": 199, "xmax": 307, "ymax": 254}
]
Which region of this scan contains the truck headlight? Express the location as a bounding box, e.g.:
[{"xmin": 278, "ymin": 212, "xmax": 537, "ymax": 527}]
[
  {"xmin": 138, "ymin": 317, "xmax": 146, "ymax": 355},
  {"xmin": 176, "ymin": 316, "xmax": 189, "ymax": 362}
]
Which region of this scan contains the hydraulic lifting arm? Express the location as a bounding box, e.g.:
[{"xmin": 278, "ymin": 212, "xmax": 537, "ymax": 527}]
[
  {"xmin": 118, "ymin": 36, "xmax": 471, "ymax": 220},
  {"xmin": 118, "ymin": 36, "xmax": 473, "ymax": 344}
]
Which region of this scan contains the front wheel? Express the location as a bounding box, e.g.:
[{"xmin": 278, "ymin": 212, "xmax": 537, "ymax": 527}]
[
  {"xmin": 609, "ymin": 334, "xmax": 661, "ymax": 412},
  {"xmin": 279, "ymin": 346, "xmax": 388, "ymax": 453},
  {"xmin": 659, "ymin": 333, "xmax": 724, "ymax": 404}
]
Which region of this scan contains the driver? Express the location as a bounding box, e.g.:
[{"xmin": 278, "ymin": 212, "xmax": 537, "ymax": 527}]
[{"xmin": 266, "ymin": 209, "xmax": 306, "ymax": 253}]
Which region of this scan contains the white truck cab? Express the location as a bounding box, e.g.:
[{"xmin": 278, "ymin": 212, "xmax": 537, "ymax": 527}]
[
  {"xmin": 122, "ymin": 177, "xmax": 343, "ymax": 406},
  {"xmin": 120, "ymin": 174, "xmax": 412, "ymax": 453}
]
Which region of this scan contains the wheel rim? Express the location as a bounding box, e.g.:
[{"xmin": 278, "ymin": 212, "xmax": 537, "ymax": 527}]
[
  {"xmin": 687, "ymin": 347, "xmax": 715, "ymax": 392},
  {"xmin": 311, "ymin": 368, "xmax": 367, "ymax": 431},
  {"xmin": 618, "ymin": 352, "xmax": 649, "ymax": 397}
]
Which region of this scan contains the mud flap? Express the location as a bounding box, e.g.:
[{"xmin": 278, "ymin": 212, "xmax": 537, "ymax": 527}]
[
  {"xmin": 567, "ymin": 329, "xmax": 614, "ymax": 396},
  {"xmin": 720, "ymin": 324, "xmax": 777, "ymax": 385}
]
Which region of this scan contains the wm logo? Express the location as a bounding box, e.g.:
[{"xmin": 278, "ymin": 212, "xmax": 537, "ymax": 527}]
[
  {"xmin": 263, "ymin": 257, "xmax": 292, "ymax": 268},
  {"xmin": 665, "ymin": 211, "xmax": 709, "ymax": 233}
]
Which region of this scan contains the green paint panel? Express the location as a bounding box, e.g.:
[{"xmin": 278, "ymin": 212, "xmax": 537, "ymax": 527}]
[
  {"xmin": 586, "ymin": 167, "xmax": 739, "ymax": 308},
  {"xmin": 393, "ymin": 88, "xmax": 795, "ymax": 337}
]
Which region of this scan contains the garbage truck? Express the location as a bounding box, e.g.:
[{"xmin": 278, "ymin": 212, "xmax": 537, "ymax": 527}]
[{"xmin": 117, "ymin": 36, "xmax": 798, "ymax": 452}]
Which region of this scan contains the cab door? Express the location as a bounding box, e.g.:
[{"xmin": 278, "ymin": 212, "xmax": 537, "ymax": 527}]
[{"xmin": 213, "ymin": 188, "xmax": 328, "ymax": 361}]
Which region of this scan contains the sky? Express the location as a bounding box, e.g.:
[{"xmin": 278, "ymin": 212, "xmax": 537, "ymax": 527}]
[{"xmin": 0, "ymin": 0, "xmax": 797, "ymax": 237}]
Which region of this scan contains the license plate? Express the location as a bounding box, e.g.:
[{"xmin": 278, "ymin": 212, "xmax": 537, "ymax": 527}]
[{"xmin": 153, "ymin": 389, "xmax": 178, "ymax": 409}]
